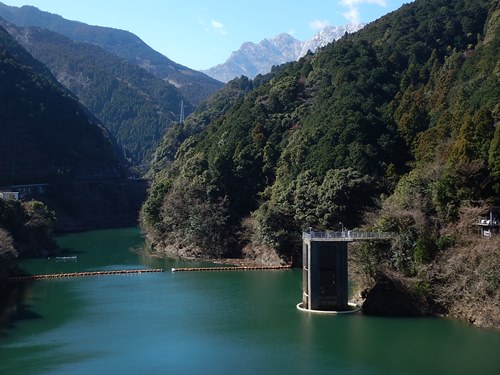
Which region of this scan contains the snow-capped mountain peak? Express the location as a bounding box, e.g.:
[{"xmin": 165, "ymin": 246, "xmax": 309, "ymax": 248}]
[{"xmin": 203, "ymin": 24, "xmax": 365, "ymax": 83}]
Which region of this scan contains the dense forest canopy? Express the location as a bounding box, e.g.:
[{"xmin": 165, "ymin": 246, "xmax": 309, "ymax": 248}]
[
  {"xmin": 0, "ymin": 25, "xmax": 123, "ymax": 185},
  {"xmin": 144, "ymin": 0, "xmax": 498, "ymax": 257},
  {"xmin": 0, "ymin": 20, "xmax": 192, "ymax": 168},
  {"xmin": 0, "ymin": 0, "xmax": 497, "ymax": 327},
  {"xmin": 142, "ymin": 0, "xmax": 499, "ymax": 326}
]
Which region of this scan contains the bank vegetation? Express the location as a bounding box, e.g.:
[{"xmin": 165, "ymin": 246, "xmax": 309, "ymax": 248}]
[
  {"xmin": 0, "ymin": 199, "xmax": 56, "ymax": 305},
  {"xmin": 142, "ymin": 0, "xmax": 499, "ymax": 327}
]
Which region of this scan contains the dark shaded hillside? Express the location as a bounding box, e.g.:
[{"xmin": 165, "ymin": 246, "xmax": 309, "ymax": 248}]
[
  {"xmin": 1, "ymin": 20, "xmax": 193, "ymax": 167},
  {"xmin": 0, "ymin": 2, "xmax": 224, "ymax": 106},
  {"xmin": 0, "ymin": 25, "xmax": 122, "ymax": 185},
  {"xmin": 142, "ymin": 0, "xmax": 499, "ymax": 326},
  {"xmin": 0, "ymin": 26, "xmax": 148, "ymax": 234}
]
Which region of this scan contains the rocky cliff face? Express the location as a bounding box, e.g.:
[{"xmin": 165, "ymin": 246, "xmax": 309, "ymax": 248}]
[
  {"xmin": 300, "ymin": 24, "xmax": 365, "ymax": 55},
  {"xmin": 203, "ymin": 24, "xmax": 365, "ymax": 82},
  {"xmin": 204, "ymin": 33, "xmax": 302, "ymax": 83}
]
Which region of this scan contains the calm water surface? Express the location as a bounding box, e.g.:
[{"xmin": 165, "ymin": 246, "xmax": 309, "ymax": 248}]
[{"xmin": 1, "ymin": 228, "xmax": 499, "ymax": 374}]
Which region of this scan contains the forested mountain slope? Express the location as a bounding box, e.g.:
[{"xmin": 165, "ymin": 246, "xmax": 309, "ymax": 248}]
[
  {"xmin": 1, "ymin": 20, "xmax": 192, "ymax": 167},
  {"xmin": 0, "ymin": 2, "xmax": 223, "ymax": 106},
  {"xmin": 0, "ymin": 25, "xmax": 122, "ymax": 185},
  {"xmin": 142, "ymin": 0, "xmax": 499, "ymax": 326},
  {"xmin": 148, "ymin": 75, "xmax": 258, "ymax": 176}
]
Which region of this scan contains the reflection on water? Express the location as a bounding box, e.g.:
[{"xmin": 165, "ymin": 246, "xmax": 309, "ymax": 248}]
[{"xmin": 1, "ymin": 228, "xmax": 499, "ymax": 375}]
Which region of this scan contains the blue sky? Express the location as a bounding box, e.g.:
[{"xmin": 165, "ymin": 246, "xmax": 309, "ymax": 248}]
[{"xmin": 2, "ymin": 0, "xmax": 411, "ymax": 70}]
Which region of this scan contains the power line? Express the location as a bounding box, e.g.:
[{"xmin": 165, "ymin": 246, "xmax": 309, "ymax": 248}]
[{"xmin": 180, "ymin": 100, "xmax": 185, "ymax": 123}]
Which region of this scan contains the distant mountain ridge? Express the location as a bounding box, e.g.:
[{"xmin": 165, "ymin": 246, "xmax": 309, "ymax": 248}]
[
  {"xmin": 203, "ymin": 24, "xmax": 364, "ymax": 82},
  {"xmin": 0, "ymin": 2, "xmax": 223, "ymax": 105},
  {"xmin": 301, "ymin": 24, "xmax": 364, "ymax": 55}
]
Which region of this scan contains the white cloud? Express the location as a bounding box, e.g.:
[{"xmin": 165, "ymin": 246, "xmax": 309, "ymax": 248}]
[
  {"xmin": 309, "ymin": 19, "xmax": 331, "ymax": 31},
  {"xmin": 339, "ymin": 0, "xmax": 387, "ymax": 25},
  {"xmin": 196, "ymin": 15, "xmax": 227, "ymax": 35},
  {"xmin": 342, "ymin": 7, "xmax": 361, "ymax": 25},
  {"xmin": 211, "ymin": 19, "xmax": 227, "ymax": 35}
]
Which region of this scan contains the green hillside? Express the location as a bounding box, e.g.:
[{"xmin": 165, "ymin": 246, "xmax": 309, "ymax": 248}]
[
  {"xmin": 0, "ymin": 25, "xmax": 122, "ymax": 185},
  {"xmin": 148, "ymin": 75, "xmax": 257, "ymax": 175},
  {"xmin": 1, "ymin": 21, "xmax": 192, "ymax": 167},
  {"xmin": 142, "ymin": 0, "xmax": 499, "ymax": 325}
]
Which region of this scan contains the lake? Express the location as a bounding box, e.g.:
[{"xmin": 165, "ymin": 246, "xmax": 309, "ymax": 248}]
[{"xmin": 1, "ymin": 228, "xmax": 499, "ymax": 374}]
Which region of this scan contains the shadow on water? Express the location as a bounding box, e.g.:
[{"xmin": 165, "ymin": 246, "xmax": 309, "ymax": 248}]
[
  {"xmin": 0, "ymin": 244, "xmax": 85, "ymax": 337},
  {"xmin": 1, "ymin": 276, "xmax": 86, "ymax": 343},
  {"xmin": 0, "ymin": 282, "xmax": 42, "ymax": 337}
]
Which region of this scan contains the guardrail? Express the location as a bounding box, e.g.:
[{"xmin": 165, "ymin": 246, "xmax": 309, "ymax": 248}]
[{"xmin": 302, "ymin": 231, "xmax": 393, "ymax": 241}]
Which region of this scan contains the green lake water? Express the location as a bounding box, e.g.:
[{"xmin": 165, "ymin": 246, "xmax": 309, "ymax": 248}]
[{"xmin": 1, "ymin": 227, "xmax": 499, "ymax": 374}]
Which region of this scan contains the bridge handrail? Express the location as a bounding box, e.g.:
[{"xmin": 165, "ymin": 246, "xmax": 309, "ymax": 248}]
[{"xmin": 302, "ymin": 231, "xmax": 393, "ymax": 240}]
